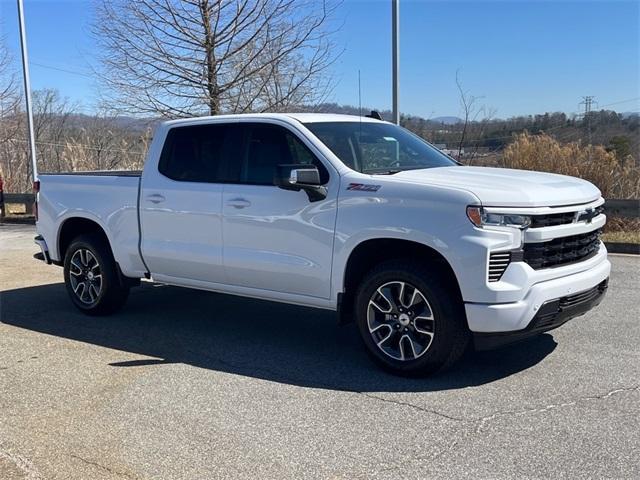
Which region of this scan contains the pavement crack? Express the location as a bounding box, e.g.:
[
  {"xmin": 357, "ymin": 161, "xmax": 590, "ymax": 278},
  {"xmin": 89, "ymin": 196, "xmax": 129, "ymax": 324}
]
[
  {"xmin": 0, "ymin": 445, "xmax": 43, "ymax": 480},
  {"xmin": 359, "ymin": 392, "xmax": 467, "ymax": 422},
  {"xmin": 475, "ymin": 384, "xmax": 640, "ymax": 433},
  {"xmin": 70, "ymin": 454, "xmax": 137, "ymax": 479}
]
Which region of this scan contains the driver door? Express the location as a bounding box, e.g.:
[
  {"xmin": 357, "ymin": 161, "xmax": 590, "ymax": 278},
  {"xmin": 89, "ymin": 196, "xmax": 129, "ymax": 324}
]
[{"xmin": 221, "ymin": 122, "xmax": 338, "ymax": 299}]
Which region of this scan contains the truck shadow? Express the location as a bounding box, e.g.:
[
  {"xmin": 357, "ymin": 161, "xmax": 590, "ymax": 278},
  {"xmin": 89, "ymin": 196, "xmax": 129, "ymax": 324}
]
[{"xmin": 0, "ymin": 282, "xmax": 556, "ymax": 392}]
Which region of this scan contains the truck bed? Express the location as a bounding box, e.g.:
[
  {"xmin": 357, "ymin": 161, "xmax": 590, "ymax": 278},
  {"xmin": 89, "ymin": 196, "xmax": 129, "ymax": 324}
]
[{"xmin": 36, "ymin": 172, "xmax": 146, "ymax": 276}]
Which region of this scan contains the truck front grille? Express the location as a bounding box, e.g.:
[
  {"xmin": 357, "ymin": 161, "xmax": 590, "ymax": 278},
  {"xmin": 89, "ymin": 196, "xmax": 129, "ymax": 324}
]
[
  {"xmin": 488, "ymin": 252, "xmax": 511, "ymax": 282},
  {"xmin": 529, "ymin": 205, "xmax": 604, "ymax": 228},
  {"xmin": 523, "ymin": 229, "xmax": 602, "ymax": 269}
]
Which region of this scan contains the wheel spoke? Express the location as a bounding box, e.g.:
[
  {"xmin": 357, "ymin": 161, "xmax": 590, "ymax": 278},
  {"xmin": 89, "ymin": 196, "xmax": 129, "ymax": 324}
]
[
  {"xmin": 89, "ymin": 283, "xmax": 100, "ymax": 300},
  {"xmin": 399, "ymin": 334, "xmax": 419, "ymax": 360},
  {"xmin": 86, "ymin": 251, "xmax": 99, "ymax": 270},
  {"xmin": 69, "ymin": 262, "xmax": 83, "ymax": 276},
  {"xmin": 86, "ymin": 283, "xmax": 96, "ymax": 302},
  {"xmin": 75, "ymin": 282, "xmax": 86, "ymax": 301},
  {"xmin": 398, "ymin": 282, "xmax": 408, "ymax": 307},
  {"xmin": 375, "ymin": 326, "xmax": 393, "ymax": 347},
  {"xmin": 371, "ymin": 287, "xmax": 394, "ymax": 313},
  {"xmin": 413, "ymin": 321, "xmax": 434, "ymax": 337},
  {"xmin": 408, "ymin": 287, "xmax": 422, "ymax": 307}
]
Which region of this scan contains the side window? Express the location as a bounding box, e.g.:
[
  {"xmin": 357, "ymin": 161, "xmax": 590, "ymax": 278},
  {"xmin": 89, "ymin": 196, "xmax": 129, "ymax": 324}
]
[
  {"xmin": 158, "ymin": 124, "xmax": 228, "ymax": 182},
  {"xmin": 239, "ymin": 124, "xmax": 329, "ymax": 185}
]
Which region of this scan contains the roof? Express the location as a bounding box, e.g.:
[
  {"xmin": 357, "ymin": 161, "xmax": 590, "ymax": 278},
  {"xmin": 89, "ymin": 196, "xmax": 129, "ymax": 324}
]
[{"xmin": 161, "ymin": 112, "xmax": 386, "ymax": 128}]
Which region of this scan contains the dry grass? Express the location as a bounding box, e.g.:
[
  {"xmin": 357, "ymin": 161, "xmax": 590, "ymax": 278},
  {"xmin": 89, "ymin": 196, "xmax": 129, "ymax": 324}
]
[
  {"xmin": 602, "ymin": 217, "xmax": 640, "ymax": 245},
  {"xmin": 602, "ymin": 231, "xmax": 640, "ymax": 244},
  {"xmin": 500, "ymin": 132, "xmax": 640, "ymax": 199}
]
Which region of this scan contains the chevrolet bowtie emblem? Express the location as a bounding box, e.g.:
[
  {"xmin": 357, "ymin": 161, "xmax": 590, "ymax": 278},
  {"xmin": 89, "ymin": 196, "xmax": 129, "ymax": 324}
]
[{"xmin": 577, "ymin": 208, "xmax": 596, "ymax": 223}]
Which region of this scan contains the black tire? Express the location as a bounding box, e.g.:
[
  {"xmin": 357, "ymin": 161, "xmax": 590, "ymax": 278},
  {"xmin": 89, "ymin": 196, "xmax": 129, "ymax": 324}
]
[
  {"xmin": 355, "ymin": 259, "xmax": 468, "ymax": 376},
  {"xmin": 63, "ymin": 234, "xmax": 129, "ymax": 315}
]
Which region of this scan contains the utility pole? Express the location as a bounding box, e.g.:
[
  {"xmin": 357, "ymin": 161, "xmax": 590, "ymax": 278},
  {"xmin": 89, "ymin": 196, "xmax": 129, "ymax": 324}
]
[
  {"xmin": 391, "ymin": 0, "xmax": 399, "ymax": 125},
  {"xmin": 579, "ymin": 95, "xmax": 596, "ymax": 146},
  {"xmin": 16, "ymin": 0, "xmax": 38, "ymax": 183}
]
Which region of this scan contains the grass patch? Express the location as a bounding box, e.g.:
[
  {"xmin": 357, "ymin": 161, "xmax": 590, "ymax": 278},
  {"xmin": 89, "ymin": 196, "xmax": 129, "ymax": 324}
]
[{"xmin": 602, "ymin": 230, "xmax": 640, "ymax": 244}]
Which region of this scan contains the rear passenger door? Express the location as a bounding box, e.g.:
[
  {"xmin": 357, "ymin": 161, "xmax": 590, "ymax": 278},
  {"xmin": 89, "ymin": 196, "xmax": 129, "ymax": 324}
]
[
  {"xmin": 221, "ymin": 122, "xmax": 338, "ymax": 299},
  {"xmin": 140, "ymin": 123, "xmax": 237, "ymax": 285}
]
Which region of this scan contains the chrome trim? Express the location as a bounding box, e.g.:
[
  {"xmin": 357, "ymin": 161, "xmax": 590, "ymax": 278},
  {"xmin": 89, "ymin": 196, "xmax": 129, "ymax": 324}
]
[
  {"xmin": 483, "ymin": 197, "xmax": 604, "ymax": 216},
  {"xmin": 524, "ymin": 214, "xmax": 605, "ymax": 242}
]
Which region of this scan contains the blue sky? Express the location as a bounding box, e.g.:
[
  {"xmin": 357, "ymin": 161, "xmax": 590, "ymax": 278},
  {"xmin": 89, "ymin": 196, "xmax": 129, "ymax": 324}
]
[{"xmin": 1, "ymin": 0, "xmax": 638, "ymax": 118}]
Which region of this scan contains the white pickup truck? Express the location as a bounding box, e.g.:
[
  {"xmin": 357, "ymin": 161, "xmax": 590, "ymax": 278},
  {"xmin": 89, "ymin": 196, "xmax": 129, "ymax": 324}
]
[{"xmin": 34, "ymin": 113, "xmax": 610, "ymax": 375}]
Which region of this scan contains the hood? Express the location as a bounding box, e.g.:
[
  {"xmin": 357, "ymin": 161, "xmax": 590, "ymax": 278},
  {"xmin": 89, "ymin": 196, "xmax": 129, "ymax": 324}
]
[{"xmin": 391, "ymin": 166, "xmax": 601, "ymax": 207}]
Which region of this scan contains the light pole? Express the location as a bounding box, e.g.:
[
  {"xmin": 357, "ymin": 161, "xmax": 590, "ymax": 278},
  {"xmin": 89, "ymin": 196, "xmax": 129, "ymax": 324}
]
[
  {"xmin": 16, "ymin": 0, "xmax": 38, "ymax": 183},
  {"xmin": 391, "ymin": 0, "xmax": 399, "ymax": 125}
]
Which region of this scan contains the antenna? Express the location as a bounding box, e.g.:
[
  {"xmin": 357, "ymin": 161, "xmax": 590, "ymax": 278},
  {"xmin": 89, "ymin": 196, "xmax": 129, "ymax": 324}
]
[
  {"xmin": 358, "ymin": 70, "xmax": 362, "ymax": 116},
  {"xmin": 358, "ymin": 69, "xmax": 362, "ymax": 136}
]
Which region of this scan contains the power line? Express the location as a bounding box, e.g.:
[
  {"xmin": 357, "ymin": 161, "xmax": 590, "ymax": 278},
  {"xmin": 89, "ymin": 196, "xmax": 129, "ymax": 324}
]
[
  {"xmin": 8, "ymin": 137, "xmax": 146, "ymax": 155},
  {"xmin": 29, "ymin": 61, "xmax": 93, "ymax": 78}
]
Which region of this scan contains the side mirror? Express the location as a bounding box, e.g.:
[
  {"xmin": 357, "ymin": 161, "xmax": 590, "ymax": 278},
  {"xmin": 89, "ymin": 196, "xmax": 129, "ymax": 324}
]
[{"xmin": 275, "ymin": 164, "xmax": 327, "ymax": 202}]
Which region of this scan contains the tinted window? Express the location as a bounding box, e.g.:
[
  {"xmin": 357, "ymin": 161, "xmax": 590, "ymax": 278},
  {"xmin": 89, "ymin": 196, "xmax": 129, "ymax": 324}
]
[
  {"xmin": 305, "ymin": 122, "xmax": 457, "ymax": 173},
  {"xmin": 236, "ymin": 124, "xmax": 329, "ymax": 185},
  {"xmin": 159, "ymin": 124, "xmax": 229, "ymax": 182}
]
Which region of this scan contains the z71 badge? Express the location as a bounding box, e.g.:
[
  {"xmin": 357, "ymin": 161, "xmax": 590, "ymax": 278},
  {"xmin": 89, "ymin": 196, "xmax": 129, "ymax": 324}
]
[{"xmin": 347, "ymin": 183, "xmax": 381, "ymax": 192}]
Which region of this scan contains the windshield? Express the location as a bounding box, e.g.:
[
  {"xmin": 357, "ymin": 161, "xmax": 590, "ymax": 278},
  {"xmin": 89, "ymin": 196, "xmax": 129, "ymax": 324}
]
[{"xmin": 304, "ymin": 121, "xmax": 457, "ymax": 173}]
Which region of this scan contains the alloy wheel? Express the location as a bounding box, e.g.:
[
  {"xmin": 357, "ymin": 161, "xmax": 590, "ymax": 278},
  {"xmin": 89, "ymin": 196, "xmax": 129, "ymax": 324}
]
[
  {"xmin": 367, "ymin": 280, "xmax": 435, "ymax": 361},
  {"xmin": 69, "ymin": 248, "xmax": 103, "ymax": 305}
]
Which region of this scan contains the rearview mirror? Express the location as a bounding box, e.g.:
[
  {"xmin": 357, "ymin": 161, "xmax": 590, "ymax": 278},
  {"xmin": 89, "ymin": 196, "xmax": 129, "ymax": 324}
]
[{"xmin": 275, "ymin": 164, "xmax": 327, "ymax": 202}]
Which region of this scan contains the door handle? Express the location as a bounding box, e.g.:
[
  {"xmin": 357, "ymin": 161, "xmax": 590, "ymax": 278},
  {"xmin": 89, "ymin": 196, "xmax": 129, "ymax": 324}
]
[
  {"xmin": 146, "ymin": 194, "xmax": 166, "ymax": 204},
  {"xmin": 226, "ymin": 198, "xmax": 251, "ymax": 209}
]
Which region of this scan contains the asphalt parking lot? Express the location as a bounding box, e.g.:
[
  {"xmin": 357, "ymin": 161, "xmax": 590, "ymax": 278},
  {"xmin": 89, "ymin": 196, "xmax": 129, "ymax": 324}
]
[{"xmin": 1, "ymin": 223, "xmax": 638, "ymax": 479}]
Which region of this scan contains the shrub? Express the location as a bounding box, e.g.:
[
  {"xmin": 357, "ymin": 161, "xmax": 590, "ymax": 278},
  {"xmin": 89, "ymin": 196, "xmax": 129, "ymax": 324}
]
[{"xmin": 500, "ymin": 132, "xmax": 639, "ymax": 199}]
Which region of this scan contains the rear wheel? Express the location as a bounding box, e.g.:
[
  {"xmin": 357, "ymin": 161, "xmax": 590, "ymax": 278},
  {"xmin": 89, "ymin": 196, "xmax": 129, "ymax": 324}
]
[
  {"xmin": 355, "ymin": 259, "xmax": 468, "ymax": 376},
  {"xmin": 63, "ymin": 234, "xmax": 129, "ymax": 315}
]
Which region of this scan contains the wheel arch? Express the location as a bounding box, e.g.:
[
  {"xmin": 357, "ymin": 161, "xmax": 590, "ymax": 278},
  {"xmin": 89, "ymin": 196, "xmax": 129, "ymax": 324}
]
[
  {"xmin": 338, "ymin": 238, "xmax": 463, "ymax": 324},
  {"xmin": 57, "ymin": 215, "xmax": 113, "ymax": 262}
]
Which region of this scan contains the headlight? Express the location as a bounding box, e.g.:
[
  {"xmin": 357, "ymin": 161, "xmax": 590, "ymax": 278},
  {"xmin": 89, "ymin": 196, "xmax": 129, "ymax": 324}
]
[{"xmin": 466, "ymin": 206, "xmax": 531, "ymax": 229}]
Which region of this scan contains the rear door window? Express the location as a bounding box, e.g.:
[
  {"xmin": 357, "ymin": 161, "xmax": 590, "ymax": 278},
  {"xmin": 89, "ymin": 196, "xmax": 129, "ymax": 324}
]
[{"xmin": 159, "ymin": 124, "xmax": 230, "ymax": 183}]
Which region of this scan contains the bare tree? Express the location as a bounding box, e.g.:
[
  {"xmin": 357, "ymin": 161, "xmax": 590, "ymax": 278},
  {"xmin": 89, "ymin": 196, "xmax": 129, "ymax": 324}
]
[
  {"xmin": 455, "ymin": 70, "xmax": 495, "ymax": 163},
  {"xmin": 0, "ymin": 39, "xmax": 19, "ymax": 115},
  {"xmin": 92, "ymin": 0, "xmax": 339, "ymax": 117}
]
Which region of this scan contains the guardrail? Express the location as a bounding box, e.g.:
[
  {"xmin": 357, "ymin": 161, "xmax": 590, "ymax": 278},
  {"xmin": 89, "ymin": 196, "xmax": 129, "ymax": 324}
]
[
  {"xmin": 1, "ymin": 194, "xmax": 639, "ymax": 219},
  {"xmin": 601, "ymin": 199, "xmax": 640, "ymax": 219}
]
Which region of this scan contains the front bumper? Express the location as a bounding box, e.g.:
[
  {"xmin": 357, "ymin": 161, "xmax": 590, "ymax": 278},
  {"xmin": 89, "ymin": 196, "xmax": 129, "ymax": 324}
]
[
  {"xmin": 465, "ymin": 251, "xmax": 610, "ymax": 334},
  {"xmin": 473, "ymin": 278, "xmax": 608, "ymax": 350}
]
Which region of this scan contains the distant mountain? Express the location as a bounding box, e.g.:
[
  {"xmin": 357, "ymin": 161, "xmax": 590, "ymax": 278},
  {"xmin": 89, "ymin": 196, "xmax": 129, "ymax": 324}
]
[{"xmin": 432, "ymin": 116, "xmax": 463, "ymax": 125}]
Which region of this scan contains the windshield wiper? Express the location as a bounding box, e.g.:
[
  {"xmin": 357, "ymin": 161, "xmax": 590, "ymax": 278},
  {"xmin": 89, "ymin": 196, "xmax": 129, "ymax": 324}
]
[
  {"xmin": 364, "ymin": 166, "xmax": 425, "ymax": 175},
  {"xmin": 364, "ymin": 169, "xmax": 402, "ymax": 175}
]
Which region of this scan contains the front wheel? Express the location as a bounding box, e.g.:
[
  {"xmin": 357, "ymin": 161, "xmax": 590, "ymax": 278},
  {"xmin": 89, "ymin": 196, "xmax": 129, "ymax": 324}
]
[
  {"xmin": 355, "ymin": 260, "xmax": 468, "ymax": 376},
  {"xmin": 63, "ymin": 234, "xmax": 129, "ymax": 315}
]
